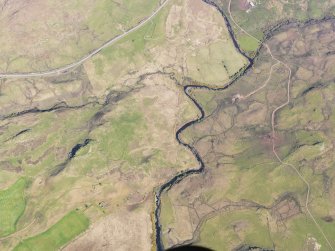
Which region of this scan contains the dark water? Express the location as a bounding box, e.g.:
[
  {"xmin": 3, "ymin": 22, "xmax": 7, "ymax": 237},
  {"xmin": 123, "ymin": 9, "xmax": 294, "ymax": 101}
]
[
  {"xmin": 153, "ymin": 1, "xmax": 254, "ymax": 250},
  {"xmin": 68, "ymin": 138, "xmax": 92, "ymax": 159},
  {"xmin": 152, "ymin": 1, "xmax": 335, "ymax": 250}
]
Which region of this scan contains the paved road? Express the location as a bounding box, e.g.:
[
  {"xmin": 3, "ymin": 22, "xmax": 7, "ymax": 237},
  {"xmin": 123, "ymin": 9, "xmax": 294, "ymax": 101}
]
[{"xmin": 0, "ymin": 0, "xmax": 170, "ymax": 79}]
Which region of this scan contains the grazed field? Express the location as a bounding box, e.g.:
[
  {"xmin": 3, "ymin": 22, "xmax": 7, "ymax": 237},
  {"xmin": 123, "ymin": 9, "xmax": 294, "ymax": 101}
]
[
  {"xmin": 160, "ymin": 19, "xmax": 335, "ymax": 250},
  {"xmin": 0, "ymin": 0, "xmax": 334, "ymax": 250},
  {"xmin": 0, "ymin": 178, "xmax": 26, "ymax": 237},
  {"xmin": 13, "ymin": 210, "xmax": 89, "ymax": 251},
  {"xmin": 0, "ymin": 0, "xmax": 160, "ymax": 72},
  {"xmin": 208, "ymin": 0, "xmax": 335, "ymax": 54},
  {"xmin": 0, "ymin": 0, "xmax": 246, "ymax": 250}
]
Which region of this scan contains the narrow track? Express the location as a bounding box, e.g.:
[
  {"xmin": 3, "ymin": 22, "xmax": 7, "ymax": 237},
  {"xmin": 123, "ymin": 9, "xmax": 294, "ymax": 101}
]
[
  {"xmin": 228, "ymin": 0, "xmax": 333, "ymax": 249},
  {"xmin": 0, "ymin": 0, "xmax": 332, "ymax": 249},
  {"xmin": 154, "ymin": 1, "xmax": 334, "ymax": 250}
]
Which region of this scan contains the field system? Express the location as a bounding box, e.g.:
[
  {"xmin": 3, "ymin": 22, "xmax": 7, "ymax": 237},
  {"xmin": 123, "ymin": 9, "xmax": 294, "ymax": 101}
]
[{"xmin": 0, "ymin": 0, "xmax": 334, "ymax": 250}]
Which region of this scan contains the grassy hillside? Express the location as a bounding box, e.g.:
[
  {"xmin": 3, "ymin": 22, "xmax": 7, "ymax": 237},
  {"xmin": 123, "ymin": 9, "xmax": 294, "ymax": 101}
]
[
  {"xmin": 13, "ymin": 211, "xmax": 89, "ymax": 251},
  {"xmin": 0, "ymin": 178, "xmax": 26, "ymax": 237}
]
